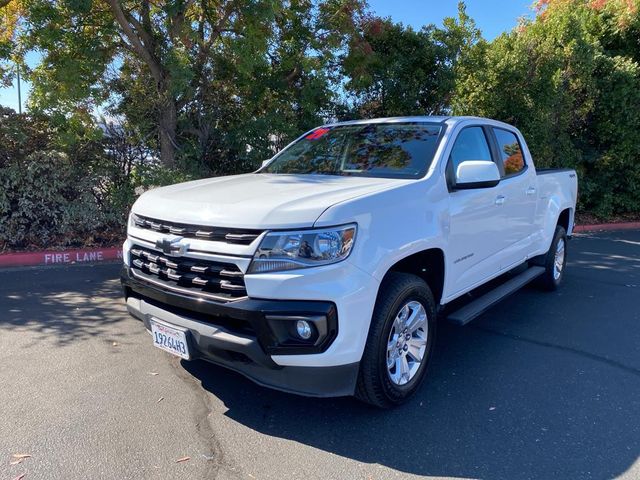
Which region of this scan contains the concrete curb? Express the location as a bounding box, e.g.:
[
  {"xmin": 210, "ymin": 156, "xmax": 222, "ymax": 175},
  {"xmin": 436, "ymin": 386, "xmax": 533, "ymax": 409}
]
[
  {"xmin": 0, "ymin": 246, "xmax": 122, "ymax": 268},
  {"xmin": 573, "ymin": 222, "xmax": 640, "ymax": 233}
]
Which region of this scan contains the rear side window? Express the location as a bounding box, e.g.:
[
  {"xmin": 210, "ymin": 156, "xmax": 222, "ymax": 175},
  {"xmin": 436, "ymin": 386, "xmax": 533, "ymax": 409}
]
[
  {"xmin": 449, "ymin": 127, "xmax": 492, "ymax": 174},
  {"xmin": 493, "ymin": 128, "xmax": 525, "ymax": 177}
]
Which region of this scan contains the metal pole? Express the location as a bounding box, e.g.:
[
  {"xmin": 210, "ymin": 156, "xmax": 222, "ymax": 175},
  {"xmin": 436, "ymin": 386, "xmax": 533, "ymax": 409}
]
[{"xmin": 16, "ymin": 63, "xmax": 22, "ymax": 114}]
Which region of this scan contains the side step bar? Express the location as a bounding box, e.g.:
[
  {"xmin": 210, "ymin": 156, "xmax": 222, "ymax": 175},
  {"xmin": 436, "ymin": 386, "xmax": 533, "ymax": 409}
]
[{"xmin": 446, "ymin": 266, "xmax": 545, "ymax": 326}]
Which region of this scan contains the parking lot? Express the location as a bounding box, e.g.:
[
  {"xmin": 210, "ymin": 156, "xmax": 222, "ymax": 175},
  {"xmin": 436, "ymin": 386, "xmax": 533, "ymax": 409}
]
[{"xmin": 1, "ymin": 229, "xmax": 639, "ymax": 480}]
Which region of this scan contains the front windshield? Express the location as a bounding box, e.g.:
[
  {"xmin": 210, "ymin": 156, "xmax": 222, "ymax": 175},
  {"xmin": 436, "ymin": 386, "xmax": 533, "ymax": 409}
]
[{"xmin": 262, "ymin": 123, "xmax": 443, "ymax": 179}]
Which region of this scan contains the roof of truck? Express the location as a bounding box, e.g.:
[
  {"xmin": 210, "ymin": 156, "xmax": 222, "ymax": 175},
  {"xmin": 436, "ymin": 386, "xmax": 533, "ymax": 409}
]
[
  {"xmin": 324, "ymin": 116, "xmax": 500, "ymax": 127},
  {"xmin": 323, "ymin": 116, "xmax": 520, "ymax": 132}
]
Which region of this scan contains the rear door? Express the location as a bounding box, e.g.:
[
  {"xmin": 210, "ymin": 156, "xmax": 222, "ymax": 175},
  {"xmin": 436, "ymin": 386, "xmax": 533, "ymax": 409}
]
[
  {"xmin": 489, "ymin": 127, "xmax": 537, "ymax": 269},
  {"xmin": 446, "ymin": 126, "xmax": 509, "ymax": 297}
]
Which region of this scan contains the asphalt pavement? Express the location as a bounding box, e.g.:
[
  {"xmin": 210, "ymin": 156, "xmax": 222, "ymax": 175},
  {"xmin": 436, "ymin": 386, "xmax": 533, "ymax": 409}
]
[{"xmin": 1, "ymin": 230, "xmax": 639, "ymax": 480}]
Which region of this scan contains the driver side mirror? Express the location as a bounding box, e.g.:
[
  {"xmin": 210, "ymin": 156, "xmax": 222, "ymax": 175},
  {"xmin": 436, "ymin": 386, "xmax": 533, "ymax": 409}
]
[{"xmin": 455, "ymin": 160, "xmax": 500, "ymax": 189}]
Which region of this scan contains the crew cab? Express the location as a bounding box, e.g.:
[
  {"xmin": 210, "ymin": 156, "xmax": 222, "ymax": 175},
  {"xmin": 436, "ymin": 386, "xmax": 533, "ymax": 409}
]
[{"xmin": 121, "ymin": 116, "xmax": 578, "ymax": 408}]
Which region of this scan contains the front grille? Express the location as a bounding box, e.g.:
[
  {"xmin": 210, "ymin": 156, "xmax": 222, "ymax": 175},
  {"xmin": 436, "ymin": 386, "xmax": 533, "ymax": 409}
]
[
  {"xmin": 132, "ymin": 214, "xmax": 262, "ymax": 245},
  {"xmin": 130, "ymin": 245, "xmax": 246, "ymax": 302}
]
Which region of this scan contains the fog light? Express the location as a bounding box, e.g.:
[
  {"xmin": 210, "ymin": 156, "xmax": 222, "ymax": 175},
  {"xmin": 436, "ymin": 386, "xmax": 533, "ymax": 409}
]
[{"xmin": 296, "ymin": 320, "xmax": 312, "ymax": 340}]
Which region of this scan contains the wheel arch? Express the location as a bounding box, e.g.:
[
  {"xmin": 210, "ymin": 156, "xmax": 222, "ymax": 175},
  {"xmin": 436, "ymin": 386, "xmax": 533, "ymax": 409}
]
[
  {"xmin": 557, "ymin": 207, "xmax": 573, "ymax": 235},
  {"xmin": 382, "ymin": 248, "xmax": 446, "ymax": 306},
  {"xmin": 539, "ymin": 193, "xmax": 575, "ymax": 253}
]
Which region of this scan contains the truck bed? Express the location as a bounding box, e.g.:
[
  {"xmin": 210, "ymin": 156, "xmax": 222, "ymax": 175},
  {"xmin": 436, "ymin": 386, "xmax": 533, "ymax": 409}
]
[
  {"xmin": 534, "ymin": 168, "xmax": 578, "ymax": 235},
  {"xmin": 536, "ymin": 168, "xmax": 576, "ymax": 175}
]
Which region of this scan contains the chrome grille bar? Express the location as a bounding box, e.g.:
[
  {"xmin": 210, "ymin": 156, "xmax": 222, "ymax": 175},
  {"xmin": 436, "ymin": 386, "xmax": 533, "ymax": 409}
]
[
  {"xmin": 129, "ymin": 245, "xmax": 246, "ymax": 302},
  {"xmin": 132, "ymin": 215, "xmax": 263, "ymax": 245}
]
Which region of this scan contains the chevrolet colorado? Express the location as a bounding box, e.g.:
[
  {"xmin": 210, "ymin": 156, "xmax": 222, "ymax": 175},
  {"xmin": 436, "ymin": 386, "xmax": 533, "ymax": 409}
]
[{"xmin": 121, "ymin": 116, "xmax": 578, "ymax": 408}]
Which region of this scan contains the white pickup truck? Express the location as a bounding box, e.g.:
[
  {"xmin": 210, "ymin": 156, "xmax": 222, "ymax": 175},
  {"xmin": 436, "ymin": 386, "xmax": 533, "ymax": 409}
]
[{"xmin": 121, "ymin": 116, "xmax": 578, "ymax": 407}]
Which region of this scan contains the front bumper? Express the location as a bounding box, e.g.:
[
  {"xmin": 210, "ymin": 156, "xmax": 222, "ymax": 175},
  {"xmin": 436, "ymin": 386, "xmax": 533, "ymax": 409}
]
[{"xmin": 121, "ymin": 267, "xmax": 359, "ymax": 397}]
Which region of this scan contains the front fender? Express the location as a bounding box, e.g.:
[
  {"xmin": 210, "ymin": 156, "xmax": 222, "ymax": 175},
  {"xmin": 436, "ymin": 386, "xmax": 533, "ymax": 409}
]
[{"xmin": 314, "ymin": 178, "xmax": 449, "ymax": 283}]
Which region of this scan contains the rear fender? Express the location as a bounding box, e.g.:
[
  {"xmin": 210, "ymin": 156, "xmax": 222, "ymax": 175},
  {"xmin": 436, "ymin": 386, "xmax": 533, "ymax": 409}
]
[{"xmin": 539, "ymin": 197, "xmax": 573, "ymax": 254}]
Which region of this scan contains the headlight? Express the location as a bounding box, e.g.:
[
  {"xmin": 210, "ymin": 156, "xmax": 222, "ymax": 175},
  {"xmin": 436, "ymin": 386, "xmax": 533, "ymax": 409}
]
[{"xmin": 248, "ymin": 224, "xmax": 357, "ymax": 274}]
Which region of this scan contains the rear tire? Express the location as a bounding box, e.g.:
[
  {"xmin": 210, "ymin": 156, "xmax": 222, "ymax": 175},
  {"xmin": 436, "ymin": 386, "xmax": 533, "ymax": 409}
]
[
  {"xmin": 534, "ymin": 225, "xmax": 567, "ymax": 291},
  {"xmin": 355, "ymin": 272, "xmax": 437, "ymax": 409}
]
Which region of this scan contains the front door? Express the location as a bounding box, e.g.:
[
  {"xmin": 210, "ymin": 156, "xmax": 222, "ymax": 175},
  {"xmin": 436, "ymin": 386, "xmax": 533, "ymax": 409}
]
[{"xmin": 446, "ymin": 126, "xmax": 508, "ymax": 298}]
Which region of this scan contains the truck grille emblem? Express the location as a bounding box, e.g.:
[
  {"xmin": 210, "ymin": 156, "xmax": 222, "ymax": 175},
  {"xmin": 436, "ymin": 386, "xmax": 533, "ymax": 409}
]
[{"xmin": 155, "ymin": 236, "xmax": 189, "ymax": 256}]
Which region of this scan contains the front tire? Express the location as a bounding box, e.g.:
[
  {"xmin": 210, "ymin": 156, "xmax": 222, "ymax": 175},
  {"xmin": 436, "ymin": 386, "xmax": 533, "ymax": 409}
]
[{"xmin": 355, "ymin": 272, "xmax": 437, "ymax": 408}]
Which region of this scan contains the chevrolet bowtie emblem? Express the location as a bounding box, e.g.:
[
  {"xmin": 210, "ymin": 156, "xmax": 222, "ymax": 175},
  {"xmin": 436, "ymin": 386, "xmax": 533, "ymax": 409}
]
[{"xmin": 155, "ymin": 236, "xmax": 189, "ymax": 256}]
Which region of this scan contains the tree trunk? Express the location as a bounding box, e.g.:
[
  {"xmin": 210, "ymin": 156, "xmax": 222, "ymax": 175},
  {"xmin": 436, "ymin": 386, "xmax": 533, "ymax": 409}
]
[{"xmin": 158, "ymin": 97, "xmax": 178, "ymax": 168}]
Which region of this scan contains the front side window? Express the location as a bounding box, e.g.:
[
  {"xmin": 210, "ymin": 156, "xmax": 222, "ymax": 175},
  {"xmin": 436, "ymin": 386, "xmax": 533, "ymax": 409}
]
[
  {"xmin": 262, "ymin": 123, "xmax": 443, "ymax": 179},
  {"xmin": 493, "ymin": 128, "xmax": 525, "ymax": 176},
  {"xmin": 448, "ymin": 127, "xmax": 493, "ymax": 174}
]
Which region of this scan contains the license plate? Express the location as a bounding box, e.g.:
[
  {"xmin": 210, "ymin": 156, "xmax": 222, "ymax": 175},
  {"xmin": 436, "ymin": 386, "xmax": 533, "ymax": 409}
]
[{"xmin": 150, "ymin": 320, "xmax": 190, "ymax": 360}]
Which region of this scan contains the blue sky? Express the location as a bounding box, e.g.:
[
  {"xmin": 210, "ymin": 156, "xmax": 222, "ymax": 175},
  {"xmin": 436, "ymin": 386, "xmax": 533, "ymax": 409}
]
[
  {"xmin": 368, "ymin": 0, "xmax": 534, "ymax": 39},
  {"xmin": 0, "ymin": 0, "xmax": 534, "ymax": 112}
]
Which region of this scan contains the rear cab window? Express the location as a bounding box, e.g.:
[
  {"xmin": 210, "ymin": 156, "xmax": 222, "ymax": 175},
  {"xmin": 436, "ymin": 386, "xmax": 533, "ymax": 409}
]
[{"xmin": 493, "ymin": 128, "xmax": 526, "ymax": 177}]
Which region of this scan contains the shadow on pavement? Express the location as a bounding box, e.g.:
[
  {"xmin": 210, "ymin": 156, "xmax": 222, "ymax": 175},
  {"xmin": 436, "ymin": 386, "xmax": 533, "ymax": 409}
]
[
  {"xmin": 183, "ymin": 231, "xmax": 640, "ymax": 480},
  {"xmin": 0, "ymin": 263, "xmax": 126, "ymax": 346}
]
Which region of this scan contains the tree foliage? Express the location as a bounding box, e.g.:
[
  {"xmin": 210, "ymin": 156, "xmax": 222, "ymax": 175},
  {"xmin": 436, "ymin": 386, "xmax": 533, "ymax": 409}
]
[
  {"xmin": 3, "ymin": 0, "xmax": 366, "ymax": 169},
  {"xmin": 0, "ymin": 107, "xmax": 187, "ymax": 250},
  {"xmin": 453, "ymin": 0, "xmax": 640, "ymax": 216},
  {"xmin": 0, "ymin": 0, "xmax": 23, "ymax": 85},
  {"xmin": 341, "ymin": 2, "xmax": 480, "ymax": 118},
  {"xmin": 0, "ymin": 107, "xmax": 106, "ymax": 249}
]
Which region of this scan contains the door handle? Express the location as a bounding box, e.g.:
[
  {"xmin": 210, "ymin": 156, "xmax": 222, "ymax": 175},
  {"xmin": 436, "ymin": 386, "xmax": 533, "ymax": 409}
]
[
  {"xmin": 526, "ymin": 186, "xmax": 536, "ymax": 196},
  {"xmin": 495, "ymin": 195, "xmax": 506, "ymax": 205}
]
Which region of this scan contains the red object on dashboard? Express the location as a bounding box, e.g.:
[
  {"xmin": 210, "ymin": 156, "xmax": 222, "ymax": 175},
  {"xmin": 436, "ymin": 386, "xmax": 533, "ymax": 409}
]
[{"xmin": 306, "ymin": 128, "xmax": 330, "ymax": 140}]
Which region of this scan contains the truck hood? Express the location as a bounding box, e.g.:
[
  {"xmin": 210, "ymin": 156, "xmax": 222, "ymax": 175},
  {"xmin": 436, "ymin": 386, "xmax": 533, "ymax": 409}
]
[{"xmin": 132, "ymin": 173, "xmax": 404, "ymax": 229}]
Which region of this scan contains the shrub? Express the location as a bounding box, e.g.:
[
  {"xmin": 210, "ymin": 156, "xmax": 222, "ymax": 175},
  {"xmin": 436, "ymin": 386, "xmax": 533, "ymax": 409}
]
[
  {"xmin": 0, "ymin": 111, "xmax": 197, "ymax": 251},
  {"xmin": 0, "ymin": 150, "xmax": 109, "ymax": 250}
]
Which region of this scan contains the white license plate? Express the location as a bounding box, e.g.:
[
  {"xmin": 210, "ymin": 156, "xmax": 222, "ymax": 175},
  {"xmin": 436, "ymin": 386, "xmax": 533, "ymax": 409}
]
[{"xmin": 150, "ymin": 320, "xmax": 190, "ymax": 360}]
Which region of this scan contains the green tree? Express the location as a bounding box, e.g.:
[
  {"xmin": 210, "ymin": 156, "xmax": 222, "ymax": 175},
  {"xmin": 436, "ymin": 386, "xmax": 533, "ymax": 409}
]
[
  {"xmin": 2, "ymin": 0, "xmax": 365, "ymax": 170},
  {"xmin": 342, "ymin": 2, "xmax": 480, "ymax": 118},
  {"xmin": 453, "ymin": 0, "xmax": 640, "ymax": 216},
  {"xmin": 172, "ymin": 0, "xmax": 366, "ymax": 174},
  {"xmin": 5, "ymin": 0, "xmax": 282, "ymax": 167}
]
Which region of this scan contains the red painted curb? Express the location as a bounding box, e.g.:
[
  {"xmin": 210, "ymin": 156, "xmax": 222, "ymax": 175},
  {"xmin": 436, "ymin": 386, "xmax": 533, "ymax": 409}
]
[
  {"xmin": 574, "ymin": 222, "xmax": 640, "ymax": 233},
  {"xmin": 0, "ymin": 247, "xmax": 122, "ymax": 268}
]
